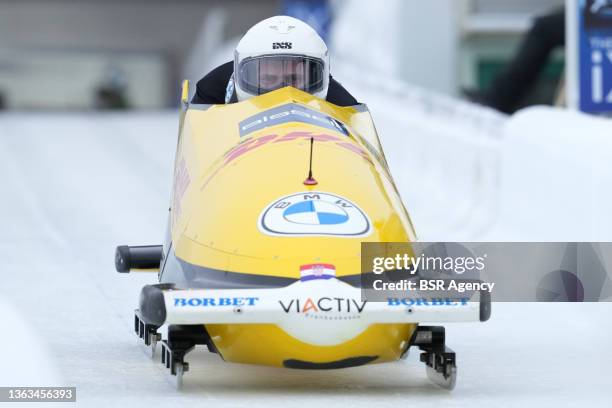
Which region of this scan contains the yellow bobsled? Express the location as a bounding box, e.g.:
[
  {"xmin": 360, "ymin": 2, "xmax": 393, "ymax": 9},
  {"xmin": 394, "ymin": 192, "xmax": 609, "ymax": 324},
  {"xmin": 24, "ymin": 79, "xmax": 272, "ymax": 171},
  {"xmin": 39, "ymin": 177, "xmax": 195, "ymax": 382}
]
[{"xmin": 116, "ymin": 82, "xmax": 489, "ymax": 390}]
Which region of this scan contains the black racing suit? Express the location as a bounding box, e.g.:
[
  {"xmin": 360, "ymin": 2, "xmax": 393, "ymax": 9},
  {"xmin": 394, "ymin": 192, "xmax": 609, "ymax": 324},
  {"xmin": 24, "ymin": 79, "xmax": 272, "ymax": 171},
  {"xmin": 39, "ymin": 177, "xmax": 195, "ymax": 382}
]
[{"xmin": 191, "ymin": 61, "xmax": 359, "ymax": 106}]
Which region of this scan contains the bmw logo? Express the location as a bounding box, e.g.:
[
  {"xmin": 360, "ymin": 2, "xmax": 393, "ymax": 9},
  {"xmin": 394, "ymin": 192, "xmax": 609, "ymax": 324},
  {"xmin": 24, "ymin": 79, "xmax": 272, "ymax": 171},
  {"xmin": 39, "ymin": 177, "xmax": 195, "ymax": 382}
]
[{"xmin": 259, "ymin": 192, "xmax": 371, "ymax": 237}]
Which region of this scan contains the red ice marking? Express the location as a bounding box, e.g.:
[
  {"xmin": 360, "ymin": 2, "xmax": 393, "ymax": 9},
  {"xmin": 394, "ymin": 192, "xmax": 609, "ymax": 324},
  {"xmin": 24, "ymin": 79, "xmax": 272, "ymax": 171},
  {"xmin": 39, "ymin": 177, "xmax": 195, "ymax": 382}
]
[
  {"xmin": 172, "ymin": 158, "xmax": 191, "ymax": 222},
  {"xmin": 273, "ymin": 131, "xmax": 312, "ymax": 142},
  {"xmin": 311, "ymin": 134, "xmax": 340, "ymax": 142},
  {"xmin": 224, "ymin": 134, "xmax": 277, "ymax": 164},
  {"xmin": 335, "ymin": 142, "xmax": 372, "ymax": 162},
  {"xmin": 221, "ymin": 132, "xmax": 372, "ymax": 167},
  {"xmin": 274, "ymin": 131, "xmax": 340, "ymax": 143}
]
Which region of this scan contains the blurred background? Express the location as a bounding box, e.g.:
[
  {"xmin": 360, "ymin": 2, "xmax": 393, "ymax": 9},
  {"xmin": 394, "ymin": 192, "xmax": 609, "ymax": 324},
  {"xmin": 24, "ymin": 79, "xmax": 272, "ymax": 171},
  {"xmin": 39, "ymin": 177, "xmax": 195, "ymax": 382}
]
[
  {"xmin": 0, "ymin": 0, "xmax": 568, "ymax": 112},
  {"xmin": 0, "ymin": 0, "xmax": 611, "ymax": 239},
  {"xmin": 0, "ymin": 0, "xmax": 611, "ymax": 240}
]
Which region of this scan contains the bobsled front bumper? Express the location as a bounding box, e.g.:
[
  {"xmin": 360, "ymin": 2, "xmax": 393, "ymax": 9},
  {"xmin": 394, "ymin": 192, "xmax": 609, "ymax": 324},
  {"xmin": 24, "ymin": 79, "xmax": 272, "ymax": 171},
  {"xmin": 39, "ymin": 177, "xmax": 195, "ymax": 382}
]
[{"xmin": 139, "ymin": 278, "xmax": 491, "ymax": 328}]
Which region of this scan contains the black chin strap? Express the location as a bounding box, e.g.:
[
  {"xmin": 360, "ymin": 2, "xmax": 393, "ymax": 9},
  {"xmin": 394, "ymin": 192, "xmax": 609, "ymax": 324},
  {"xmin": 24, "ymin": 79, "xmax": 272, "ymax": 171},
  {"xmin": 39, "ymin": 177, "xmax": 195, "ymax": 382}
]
[
  {"xmin": 229, "ymin": 88, "xmax": 238, "ymax": 103},
  {"xmin": 225, "ymin": 73, "xmax": 239, "ymax": 104}
]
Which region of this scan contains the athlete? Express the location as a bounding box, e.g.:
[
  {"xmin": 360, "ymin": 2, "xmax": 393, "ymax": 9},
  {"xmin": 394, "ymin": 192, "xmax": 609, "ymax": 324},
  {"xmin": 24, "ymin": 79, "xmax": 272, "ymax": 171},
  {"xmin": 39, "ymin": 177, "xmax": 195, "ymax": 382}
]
[{"xmin": 192, "ymin": 15, "xmax": 358, "ymax": 106}]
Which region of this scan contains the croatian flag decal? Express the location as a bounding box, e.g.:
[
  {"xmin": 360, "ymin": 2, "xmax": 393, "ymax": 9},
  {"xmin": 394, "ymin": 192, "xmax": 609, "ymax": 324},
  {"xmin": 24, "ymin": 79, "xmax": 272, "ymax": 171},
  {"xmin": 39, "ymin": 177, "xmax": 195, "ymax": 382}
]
[{"xmin": 300, "ymin": 263, "xmax": 336, "ymax": 281}]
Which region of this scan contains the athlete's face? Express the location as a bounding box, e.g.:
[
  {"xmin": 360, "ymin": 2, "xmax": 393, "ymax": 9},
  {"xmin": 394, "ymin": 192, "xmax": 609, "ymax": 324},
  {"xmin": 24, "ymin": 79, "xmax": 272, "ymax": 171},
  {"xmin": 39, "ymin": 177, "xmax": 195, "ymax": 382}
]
[{"xmin": 258, "ymin": 59, "xmax": 307, "ymax": 91}]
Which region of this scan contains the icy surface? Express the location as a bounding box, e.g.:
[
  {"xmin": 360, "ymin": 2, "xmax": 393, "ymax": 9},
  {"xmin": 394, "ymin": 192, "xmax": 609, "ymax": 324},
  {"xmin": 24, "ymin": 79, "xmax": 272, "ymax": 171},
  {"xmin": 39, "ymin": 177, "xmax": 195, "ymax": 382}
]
[{"xmin": 0, "ymin": 111, "xmax": 611, "ymax": 407}]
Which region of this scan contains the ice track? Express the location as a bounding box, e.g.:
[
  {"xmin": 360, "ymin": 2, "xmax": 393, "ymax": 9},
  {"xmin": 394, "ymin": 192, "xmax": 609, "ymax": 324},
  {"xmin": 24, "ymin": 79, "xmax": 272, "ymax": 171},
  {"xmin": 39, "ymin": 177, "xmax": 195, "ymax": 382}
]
[{"xmin": 0, "ymin": 111, "xmax": 611, "ymax": 407}]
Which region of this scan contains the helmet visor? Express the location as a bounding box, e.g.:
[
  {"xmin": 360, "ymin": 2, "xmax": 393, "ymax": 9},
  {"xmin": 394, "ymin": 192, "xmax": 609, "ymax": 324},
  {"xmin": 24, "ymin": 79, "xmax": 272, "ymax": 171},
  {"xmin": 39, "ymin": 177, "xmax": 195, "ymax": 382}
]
[{"xmin": 237, "ymin": 55, "xmax": 325, "ymax": 96}]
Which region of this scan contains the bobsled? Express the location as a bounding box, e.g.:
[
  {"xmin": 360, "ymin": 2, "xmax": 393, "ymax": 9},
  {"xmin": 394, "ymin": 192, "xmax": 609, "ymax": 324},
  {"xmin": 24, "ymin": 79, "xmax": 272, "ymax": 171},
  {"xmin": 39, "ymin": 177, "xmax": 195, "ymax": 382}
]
[{"xmin": 116, "ymin": 82, "xmax": 490, "ymax": 390}]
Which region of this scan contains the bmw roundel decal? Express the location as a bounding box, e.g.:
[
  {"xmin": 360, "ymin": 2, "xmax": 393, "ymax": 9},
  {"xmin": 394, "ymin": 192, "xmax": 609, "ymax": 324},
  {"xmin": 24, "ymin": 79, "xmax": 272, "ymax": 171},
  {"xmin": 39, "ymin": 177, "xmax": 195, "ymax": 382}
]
[{"xmin": 259, "ymin": 192, "xmax": 371, "ymax": 237}]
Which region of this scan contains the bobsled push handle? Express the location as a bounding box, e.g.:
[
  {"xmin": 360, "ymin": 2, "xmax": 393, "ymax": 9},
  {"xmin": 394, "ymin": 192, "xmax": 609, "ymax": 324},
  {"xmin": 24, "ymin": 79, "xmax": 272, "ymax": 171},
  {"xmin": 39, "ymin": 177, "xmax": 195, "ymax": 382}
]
[
  {"xmin": 479, "ymin": 287, "xmax": 491, "ymax": 322},
  {"xmin": 181, "ymin": 80, "xmax": 190, "ymax": 106},
  {"xmin": 115, "ymin": 245, "xmax": 163, "ymax": 273}
]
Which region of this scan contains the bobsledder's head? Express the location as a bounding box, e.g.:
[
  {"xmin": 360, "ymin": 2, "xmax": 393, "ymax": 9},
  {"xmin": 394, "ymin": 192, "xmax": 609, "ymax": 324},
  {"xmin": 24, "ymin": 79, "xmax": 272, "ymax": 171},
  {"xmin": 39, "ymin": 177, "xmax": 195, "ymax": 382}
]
[{"xmin": 234, "ymin": 16, "xmax": 330, "ymax": 102}]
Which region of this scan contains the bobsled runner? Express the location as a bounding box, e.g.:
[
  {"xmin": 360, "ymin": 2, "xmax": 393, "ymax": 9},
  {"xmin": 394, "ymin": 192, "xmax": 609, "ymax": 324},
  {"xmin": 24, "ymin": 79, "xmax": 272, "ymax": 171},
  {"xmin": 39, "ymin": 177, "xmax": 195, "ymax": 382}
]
[{"xmin": 116, "ymin": 81, "xmax": 490, "ymax": 390}]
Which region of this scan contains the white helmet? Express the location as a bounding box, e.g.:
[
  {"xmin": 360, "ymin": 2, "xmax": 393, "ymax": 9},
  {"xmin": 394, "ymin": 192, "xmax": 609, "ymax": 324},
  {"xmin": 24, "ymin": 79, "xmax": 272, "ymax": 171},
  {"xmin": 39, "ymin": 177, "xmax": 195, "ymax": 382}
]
[{"xmin": 234, "ymin": 16, "xmax": 330, "ymax": 102}]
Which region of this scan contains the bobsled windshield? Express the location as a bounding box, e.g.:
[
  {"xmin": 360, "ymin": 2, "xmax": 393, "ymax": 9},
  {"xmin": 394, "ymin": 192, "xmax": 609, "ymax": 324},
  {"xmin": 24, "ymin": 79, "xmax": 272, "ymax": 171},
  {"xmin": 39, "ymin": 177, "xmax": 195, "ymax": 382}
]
[{"xmin": 236, "ymin": 54, "xmax": 325, "ymax": 96}]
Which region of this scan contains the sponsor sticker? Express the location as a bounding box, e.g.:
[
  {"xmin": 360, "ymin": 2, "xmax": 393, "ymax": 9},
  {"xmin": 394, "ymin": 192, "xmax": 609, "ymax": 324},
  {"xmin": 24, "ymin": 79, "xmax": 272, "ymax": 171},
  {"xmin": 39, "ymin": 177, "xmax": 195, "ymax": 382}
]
[
  {"xmin": 300, "ymin": 263, "xmax": 336, "ymax": 281},
  {"xmin": 386, "ymin": 298, "xmax": 469, "ymax": 307},
  {"xmin": 238, "ymin": 103, "xmax": 349, "ymax": 138},
  {"xmin": 278, "ymin": 296, "xmax": 367, "ymax": 316},
  {"xmin": 259, "ymin": 192, "xmax": 371, "ymax": 237},
  {"xmin": 173, "ymin": 297, "xmax": 259, "ymax": 307}
]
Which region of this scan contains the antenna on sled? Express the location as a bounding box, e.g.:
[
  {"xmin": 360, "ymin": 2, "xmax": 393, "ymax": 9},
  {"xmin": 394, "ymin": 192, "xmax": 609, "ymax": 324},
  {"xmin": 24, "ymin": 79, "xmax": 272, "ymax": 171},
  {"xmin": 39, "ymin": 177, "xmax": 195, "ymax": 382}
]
[{"xmin": 303, "ymin": 137, "xmax": 318, "ymax": 186}]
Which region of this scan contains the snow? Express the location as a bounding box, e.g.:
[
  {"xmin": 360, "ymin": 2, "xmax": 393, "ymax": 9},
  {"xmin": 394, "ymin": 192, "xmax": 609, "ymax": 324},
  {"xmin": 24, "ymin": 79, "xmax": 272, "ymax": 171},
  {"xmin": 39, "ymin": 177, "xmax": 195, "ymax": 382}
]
[
  {"xmin": 492, "ymin": 107, "xmax": 612, "ymax": 241},
  {"xmin": 0, "ymin": 108, "xmax": 611, "ymax": 407},
  {"xmin": 3, "ymin": 0, "xmax": 612, "ymax": 404}
]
